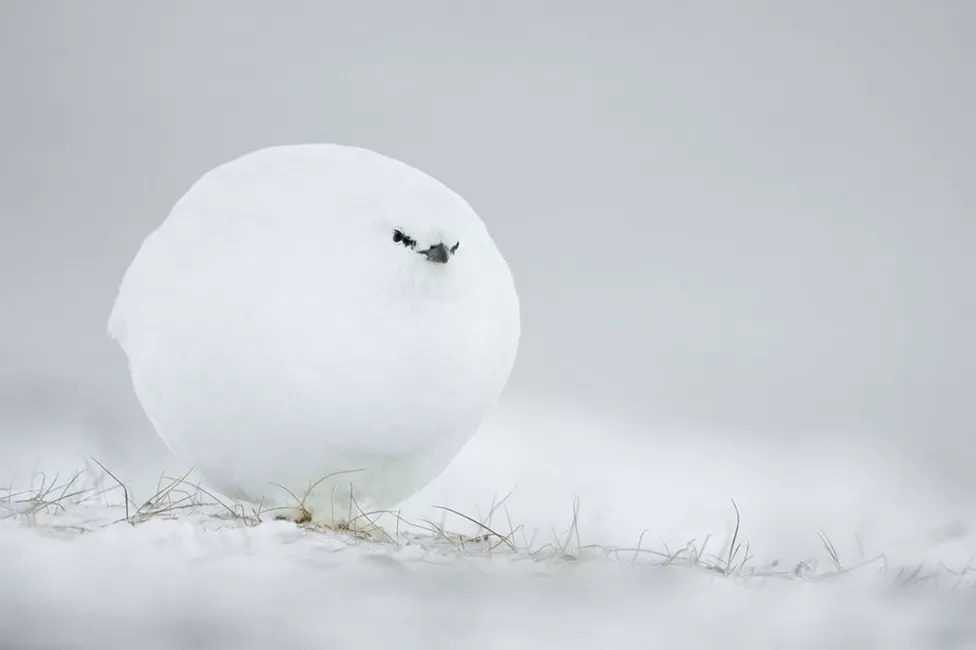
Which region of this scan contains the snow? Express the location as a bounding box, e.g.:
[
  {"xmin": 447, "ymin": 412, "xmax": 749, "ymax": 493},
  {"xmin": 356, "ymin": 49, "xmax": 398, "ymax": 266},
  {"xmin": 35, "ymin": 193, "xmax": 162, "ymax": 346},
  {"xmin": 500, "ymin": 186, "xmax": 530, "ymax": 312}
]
[
  {"xmin": 1, "ymin": 517, "xmax": 970, "ymax": 650},
  {"xmin": 106, "ymin": 144, "xmax": 520, "ymax": 524},
  {"xmin": 2, "ymin": 403, "xmax": 975, "ymax": 649}
]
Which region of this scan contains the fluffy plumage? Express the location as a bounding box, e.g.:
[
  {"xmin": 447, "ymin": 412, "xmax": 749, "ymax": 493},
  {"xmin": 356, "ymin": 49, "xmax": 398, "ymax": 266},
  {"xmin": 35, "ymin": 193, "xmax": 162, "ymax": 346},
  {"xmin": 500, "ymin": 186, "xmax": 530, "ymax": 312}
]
[{"xmin": 109, "ymin": 144, "xmax": 520, "ymax": 524}]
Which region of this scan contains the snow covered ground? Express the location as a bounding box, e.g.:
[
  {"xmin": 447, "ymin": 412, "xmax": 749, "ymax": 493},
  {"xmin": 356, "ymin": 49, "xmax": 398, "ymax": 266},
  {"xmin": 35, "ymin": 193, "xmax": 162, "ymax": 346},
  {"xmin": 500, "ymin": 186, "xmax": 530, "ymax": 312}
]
[{"xmin": 1, "ymin": 402, "xmax": 975, "ymax": 649}]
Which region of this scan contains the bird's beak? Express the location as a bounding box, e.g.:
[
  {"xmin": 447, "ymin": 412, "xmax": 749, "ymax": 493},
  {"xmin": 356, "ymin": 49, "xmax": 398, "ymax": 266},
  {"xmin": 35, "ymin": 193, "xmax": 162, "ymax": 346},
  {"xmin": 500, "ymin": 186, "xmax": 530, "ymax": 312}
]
[{"xmin": 419, "ymin": 243, "xmax": 450, "ymax": 264}]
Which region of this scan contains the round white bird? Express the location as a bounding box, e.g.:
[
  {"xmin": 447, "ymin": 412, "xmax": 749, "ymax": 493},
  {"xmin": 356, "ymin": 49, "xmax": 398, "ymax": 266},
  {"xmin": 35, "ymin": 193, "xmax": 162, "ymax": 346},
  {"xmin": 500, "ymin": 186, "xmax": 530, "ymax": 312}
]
[{"xmin": 108, "ymin": 144, "xmax": 520, "ymax": 525}]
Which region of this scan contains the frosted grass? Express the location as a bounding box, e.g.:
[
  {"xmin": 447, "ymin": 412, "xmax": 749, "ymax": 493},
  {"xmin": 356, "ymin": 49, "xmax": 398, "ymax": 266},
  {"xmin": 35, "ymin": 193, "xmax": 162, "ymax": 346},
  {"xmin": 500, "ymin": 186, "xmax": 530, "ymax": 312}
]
[{"xmin": 1, "ymin": 402, "xmax": 974, "ymax": 649}]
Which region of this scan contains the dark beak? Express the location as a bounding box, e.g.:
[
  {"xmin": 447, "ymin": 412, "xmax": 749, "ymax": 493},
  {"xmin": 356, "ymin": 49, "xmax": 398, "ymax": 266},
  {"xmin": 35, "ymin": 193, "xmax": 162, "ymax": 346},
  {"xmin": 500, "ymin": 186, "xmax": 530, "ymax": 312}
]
[{"xmin": 419, "ymin": 243, "xmax": 450, "ymax": 264}]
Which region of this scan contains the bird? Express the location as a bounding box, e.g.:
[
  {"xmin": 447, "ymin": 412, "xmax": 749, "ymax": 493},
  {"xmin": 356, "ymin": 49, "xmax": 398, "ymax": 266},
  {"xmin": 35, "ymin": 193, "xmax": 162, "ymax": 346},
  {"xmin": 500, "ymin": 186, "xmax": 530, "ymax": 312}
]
[{"xmin": 108, "ymin": 143, "xmax": 520, "ymax": 527}]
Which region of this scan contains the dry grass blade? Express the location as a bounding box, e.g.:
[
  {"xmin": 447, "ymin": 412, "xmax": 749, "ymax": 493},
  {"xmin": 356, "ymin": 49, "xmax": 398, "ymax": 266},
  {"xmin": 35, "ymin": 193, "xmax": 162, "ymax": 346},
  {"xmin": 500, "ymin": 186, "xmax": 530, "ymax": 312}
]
[
  {"xmin": 301, "ymin": 468, "xmax": 367, "ymax": 503},
  {"xmin": 818, "ymin": 530, "xmax": 844, "ymax": 573},
  {"xmin": 698, "ymin": 535, "xmax": 712, "ymax": 567},
  {"xmin": 267, "ymin": 468, "xmax": 368, "ymax": 526},
  {"xmin": 347, "ymin": 497, "xmax": 396, "ymax": 544},
  {"xmin": 561, "ymin": 497, "xmax": 582, "ymax": 558},
  {"xmin": 432, "ymin": 505, "xmax": 517, "ymax": 552},
  {"xmin": 21, "ymin": 471, "xmax": 98, "ymax": 515},
  {"xmin": 724, "ymin": 498, "xmax": 743, "ymax": 576},
  {"xmin": 89, "ymin": 457, "xmax": 133, "ymax": 521},
  {"xmin": 140, "ymin": 467, "xmax": 196, "ymax": 511},
  {"xmin": 631, "ymin": 530, "xmax": 649, "ymax": 565},
  {"xmin": 185, "ymin": 481, "xmax": 261, "ymax": 526},
  {"xmin": 418, "ymin": 518, "xmax": 457, "ymax": 546},
  {"xmin": 268, "ymin": 482, "xmax": 303, "ymax": 505}
]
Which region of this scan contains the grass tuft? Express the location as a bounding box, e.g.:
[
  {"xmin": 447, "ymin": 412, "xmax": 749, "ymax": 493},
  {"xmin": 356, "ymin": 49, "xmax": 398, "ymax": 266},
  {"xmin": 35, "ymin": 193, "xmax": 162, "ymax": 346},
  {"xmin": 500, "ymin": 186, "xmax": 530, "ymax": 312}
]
[{"xmin": 1, "ymin": 462, "xmax": 973, "ymax": 589}]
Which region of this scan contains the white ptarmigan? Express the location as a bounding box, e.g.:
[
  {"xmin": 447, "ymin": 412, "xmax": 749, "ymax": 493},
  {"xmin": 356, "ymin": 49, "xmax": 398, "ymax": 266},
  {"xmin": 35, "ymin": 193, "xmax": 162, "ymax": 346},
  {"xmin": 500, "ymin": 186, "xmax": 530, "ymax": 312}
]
[{"xmin": 108, "ymin": 144, "xmax": 520, "ymax": 525}]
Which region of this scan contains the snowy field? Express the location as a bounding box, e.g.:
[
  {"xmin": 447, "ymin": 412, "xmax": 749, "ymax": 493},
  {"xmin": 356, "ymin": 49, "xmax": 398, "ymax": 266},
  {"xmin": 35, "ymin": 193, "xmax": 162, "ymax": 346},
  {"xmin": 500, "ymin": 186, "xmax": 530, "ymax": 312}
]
[
  {"xmin": 2, "ymin": 3, "xmax": 973, "ymax": 648},
  {"xmin": 1, "ymin": 402, "xmax": 975, "ymax": 650}
]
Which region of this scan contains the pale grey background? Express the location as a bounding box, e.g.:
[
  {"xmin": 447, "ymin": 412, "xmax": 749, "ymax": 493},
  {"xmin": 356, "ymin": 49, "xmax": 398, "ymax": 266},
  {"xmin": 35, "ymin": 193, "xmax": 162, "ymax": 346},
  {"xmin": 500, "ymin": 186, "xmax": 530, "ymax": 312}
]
[{"xmin": 1, "ymin": 2, "xmax": 974, "ymax": 485}]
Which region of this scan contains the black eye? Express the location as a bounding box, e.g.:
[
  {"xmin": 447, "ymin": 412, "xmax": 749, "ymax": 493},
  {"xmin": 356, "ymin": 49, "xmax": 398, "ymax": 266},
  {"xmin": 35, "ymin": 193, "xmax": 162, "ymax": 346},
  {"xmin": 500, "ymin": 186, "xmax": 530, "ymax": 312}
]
[{"xmin": 392, "ymin": 228, "xmax": 417, "ymax": 249}]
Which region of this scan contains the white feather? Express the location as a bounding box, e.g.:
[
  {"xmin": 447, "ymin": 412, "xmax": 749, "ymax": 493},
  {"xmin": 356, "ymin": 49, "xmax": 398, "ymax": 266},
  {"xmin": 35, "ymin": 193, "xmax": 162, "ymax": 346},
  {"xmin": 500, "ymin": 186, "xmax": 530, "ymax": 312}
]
[{"xmin": 108, "ymin": 144, "xmax": 520, "ymax": 523}]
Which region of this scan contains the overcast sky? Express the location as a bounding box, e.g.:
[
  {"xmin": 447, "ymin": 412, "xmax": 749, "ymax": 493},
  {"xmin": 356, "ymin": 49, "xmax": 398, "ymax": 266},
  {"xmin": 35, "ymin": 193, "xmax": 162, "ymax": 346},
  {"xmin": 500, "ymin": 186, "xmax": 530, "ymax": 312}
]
[{"xmin": 1, "ymin": 1, "xmax": 974, "ymax": 483}]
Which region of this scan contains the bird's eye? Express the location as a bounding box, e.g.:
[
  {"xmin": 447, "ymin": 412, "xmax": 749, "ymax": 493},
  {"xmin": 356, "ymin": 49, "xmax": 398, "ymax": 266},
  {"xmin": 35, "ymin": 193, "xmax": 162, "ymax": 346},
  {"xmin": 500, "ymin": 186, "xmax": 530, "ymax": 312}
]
[{"xmin": 392, "ymin": 228, "xmax": 417, "ymax": 248}]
